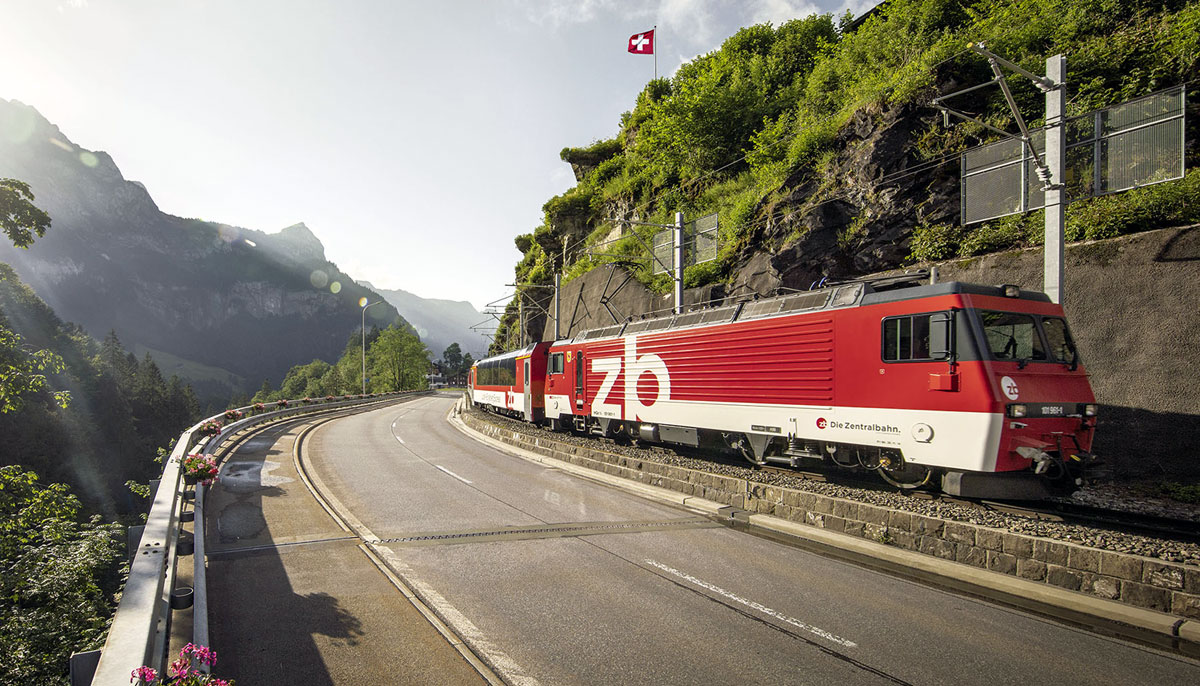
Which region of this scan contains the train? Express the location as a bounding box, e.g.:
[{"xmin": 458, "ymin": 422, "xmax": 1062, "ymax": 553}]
[{"xmin": 469, "ymin": 277, "xmax": 1101, "ymax": 500}]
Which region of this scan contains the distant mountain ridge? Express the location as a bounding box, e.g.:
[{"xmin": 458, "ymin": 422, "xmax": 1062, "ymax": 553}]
[
  {"xmin": 364, "ymin": 283, "xmax": 487, "ymax": 359},
  {"xmin": 0, "ymin": 98, "xmax": 411, "ymax": 399}
]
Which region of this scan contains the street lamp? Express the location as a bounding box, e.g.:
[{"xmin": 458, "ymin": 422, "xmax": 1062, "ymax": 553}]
[{"xmin": 361, "ymin": 300, "xmax": 382, "ymax": 394}]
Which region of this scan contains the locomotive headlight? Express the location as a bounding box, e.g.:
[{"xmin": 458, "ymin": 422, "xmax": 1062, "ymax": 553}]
[
  {"xmin": 1008, "ymin": 404, "xmax": 1027, "ymax": 418},
  {"xmin": 1084, "ymin": 403, "xmax": 1098, "ymax": 417},
  {"xmin": 1001, "ymin": 284, "xmax": 1021, "ymax": 298}
]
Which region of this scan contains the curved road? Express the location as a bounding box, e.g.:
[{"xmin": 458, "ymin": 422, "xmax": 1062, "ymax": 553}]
[{"xmin": 301, "ymin": 394, "xmax": 1200, "ymax": 685}]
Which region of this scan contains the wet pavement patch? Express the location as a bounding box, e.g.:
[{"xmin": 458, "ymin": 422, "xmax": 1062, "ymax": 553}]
[
  {"xmin": 219, "ymin": 501, "xmax": 269, "ymax": 541},
  {"xmin": 221, "ymin": 460, "xmax": 294, "ymax": 494}
]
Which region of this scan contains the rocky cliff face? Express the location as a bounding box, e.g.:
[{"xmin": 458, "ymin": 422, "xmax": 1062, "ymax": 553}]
[
  {"xmin": 0, "ymin": 98, "xmax": 408, "ymax": 397},
  {"xmin": 733, "ymin": 101, "xmax": 959, "ymax": 294}
]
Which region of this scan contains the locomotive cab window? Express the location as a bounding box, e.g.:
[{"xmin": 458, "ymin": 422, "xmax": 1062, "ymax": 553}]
[
  {"xmin": 1041, "ymin": 317, "xmax": 1078, "ymax": 365},
  {"xmin": 882, "ymin": 313, "xmax": 950, "ymax": 362},
  {"xmin": 979, "ymin": 311, "xmax": 1046, "ymax": 361},
  {"xmin": 548, "ymin": 352, "xmax": 564, "ymax": 374}
]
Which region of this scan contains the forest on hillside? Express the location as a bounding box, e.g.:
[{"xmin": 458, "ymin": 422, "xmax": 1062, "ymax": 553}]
[
  {"xmin": 497, "ymin": 0, "xmax": 1199, "ymax": 351},
  {"xmin": 1, "ymin": 262, "xmax": 200, "ymax": 516}
]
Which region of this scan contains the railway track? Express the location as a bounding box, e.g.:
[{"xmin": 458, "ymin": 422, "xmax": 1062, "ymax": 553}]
[
  {"xmin": 482, "ymin": 412, "xmax": 1199, "ymax": 549},
  {"xmin": 759, "ymin": 464, "xmax": 1200, "ymax": 544},
  {"xmin": 961, "ymin": 497, "xmax": 1200, "ymax": 544}
]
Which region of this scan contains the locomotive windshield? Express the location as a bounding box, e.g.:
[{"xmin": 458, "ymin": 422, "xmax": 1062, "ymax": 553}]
[
  {"xmin": 980, "ymin": 311, "xmax": 1045, "ymax": 361},
  {"xmin": 978, "ymin": 310, "xmax": 1078, "ymax": 366}
]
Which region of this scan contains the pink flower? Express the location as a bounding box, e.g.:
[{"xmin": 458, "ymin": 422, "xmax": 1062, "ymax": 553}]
[
  {"xmin": 169, "ymin": 656, "xmax": 191, "ymax": 678},
  {"xmin": 210, "ymin": 680, "xmax": 231, "ymax": 686},
  {"xmin": 130, "ymin": 666, "xmax": 157, "ymax": 683},
  {"xmin": 183, "ymin": 642, "xmax": 218, "ymax": 666}
]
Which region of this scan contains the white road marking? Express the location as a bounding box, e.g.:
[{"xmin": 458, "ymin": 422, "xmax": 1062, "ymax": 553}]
[
  {"xmin": 374, "ymin": 545, "xmax": 539, "ymax": 686},
  {"xmin": 644, "ymin": 559, "xmax": 857, "ymax": 648},
  {"xmin": 436, "ymin": 465, "xmax": 472, "ymax": 484}
]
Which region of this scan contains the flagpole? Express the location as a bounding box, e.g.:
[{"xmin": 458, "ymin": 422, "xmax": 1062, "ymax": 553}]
[{"xmin": 654, "ymin": 24, "xmax": 657, "ymax": 80}]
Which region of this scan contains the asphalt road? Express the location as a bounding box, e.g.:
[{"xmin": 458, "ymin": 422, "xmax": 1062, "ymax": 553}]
[{"xmin": 304, "ymin": 394, "xmax": 1200, "ymax": 685}]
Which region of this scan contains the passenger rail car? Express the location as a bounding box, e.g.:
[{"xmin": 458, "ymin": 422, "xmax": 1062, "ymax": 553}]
[
  {"xmin": 468, "ymin": 343, "xmax": 550, "ymax": 422},
  {"xmin": 470, "ymin": 280, "xmax": 1100, "ymax": 500}
]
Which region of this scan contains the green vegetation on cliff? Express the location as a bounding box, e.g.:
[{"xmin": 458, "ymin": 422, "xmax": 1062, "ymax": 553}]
[{"xmin": 498, "ymin": 0, "xmax": 1198, "ymax": 351}]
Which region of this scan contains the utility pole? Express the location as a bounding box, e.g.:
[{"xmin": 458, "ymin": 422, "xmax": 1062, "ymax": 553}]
[
  {"xmin": 553, "ymin": 273, "xmax": 561, "ymax": 340},
  {"xmin": 517, "ymin": 296, "xmax": 524, "ymax": 349},
  {"xmin": 361, "ymin": 300, "xmax": 382, "ymax": 394},
  {"xmin": 935, "ymin": 44, "xmax": 1067, "ymax": 305},
  {"xmin": 604, "ymin": 216, "xmax": 684, "ymax": 313},
  {"xmin": 1043, "ymin": 55, "xmax": 1066, "ymax": 306},
  {"xmin": 673, "ymin": 212, "xmax": 684, "ymax": 314}
]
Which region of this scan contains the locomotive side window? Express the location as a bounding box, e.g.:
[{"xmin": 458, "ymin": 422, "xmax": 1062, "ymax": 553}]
[
  {"xmin": 1041, "ymin": 317, "xmax": 1078, "ymax": 364},
  {"xmin": 548, "ymin": 352, "xmax": 564, "ymax": 374},
  {"xmin": 882, "ymin": 314, "xmax": 936, "ymax": 362},
  {"xmin": 980, "ymin": 311, "xmax": 1046, "ymax": 361}
]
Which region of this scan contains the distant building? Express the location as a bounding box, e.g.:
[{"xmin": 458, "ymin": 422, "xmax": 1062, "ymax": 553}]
[{"xmin": 426, "ymin": 362, "xmax": 447, "ymax": 389}]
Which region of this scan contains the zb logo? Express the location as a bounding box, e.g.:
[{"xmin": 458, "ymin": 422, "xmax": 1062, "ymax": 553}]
[{"xmin": 592, "ymin": 336, "xmax": 671, "ymax": 420}]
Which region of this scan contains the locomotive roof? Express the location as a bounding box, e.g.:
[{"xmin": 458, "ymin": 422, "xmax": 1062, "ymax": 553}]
[
  {"xmin": 861, "ymin": 281, "xmax": 1051, "ymax": 305},
  {"xmin": 562, "ymin": 280, "xmax": 1050, "ymax": 343}
]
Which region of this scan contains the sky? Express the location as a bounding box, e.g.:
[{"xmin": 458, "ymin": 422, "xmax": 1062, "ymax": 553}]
[{"xmin": 1, "ymin": 0, "xmax": 869, "ymax": 312}]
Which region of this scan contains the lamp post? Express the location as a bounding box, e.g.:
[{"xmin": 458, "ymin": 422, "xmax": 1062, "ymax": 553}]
[{"xmin": 361, "ymin": 300, "xmax": 382, "ymax": 394}]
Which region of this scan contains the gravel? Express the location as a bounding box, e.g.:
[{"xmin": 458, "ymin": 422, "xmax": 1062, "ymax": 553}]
[{"xmin": 467, "ymin": 407, "xmax": 1200, "ymax": 568}]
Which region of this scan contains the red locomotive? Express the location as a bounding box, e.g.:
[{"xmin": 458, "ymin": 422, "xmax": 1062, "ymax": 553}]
[{"xmin": 469, "ymin": 279, "xmax": 1100, "ymax": 499}]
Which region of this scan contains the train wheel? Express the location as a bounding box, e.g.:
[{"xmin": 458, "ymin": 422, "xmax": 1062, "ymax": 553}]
[{"xmin": 877, "ymin": 463, "xmax": 934, "ymax": 489}]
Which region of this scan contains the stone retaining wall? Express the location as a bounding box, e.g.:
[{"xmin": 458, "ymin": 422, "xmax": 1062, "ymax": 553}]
[{"xmin": 463, "ymin": 412, "xmax": 1200, "ymax": 619}]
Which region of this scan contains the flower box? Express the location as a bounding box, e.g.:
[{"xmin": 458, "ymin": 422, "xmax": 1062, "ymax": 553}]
[
  {"xmin": 197, "ymin": 420, "xmax": 222, "ymax": 437},
  {"xmin": 181, "ymin": 453, "xmax": 219, "ymax": 486}
]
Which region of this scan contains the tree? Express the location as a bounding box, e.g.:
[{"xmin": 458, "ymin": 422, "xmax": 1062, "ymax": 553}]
[
  {"xmin": 441, "ymin": 343, "xmax": 464, "ymax": 377},
  {"xmin": 251, "ymin": 378, "xmax": 275, "ymax": 403},
  {"xmin": 165, "ymin": 376, "xmax": 200, "ymax": 429},
  {"xmin": 1, "ymin": 184, "xmax": 67, "ymax": 413},
  {"xmin": 318, "ymin": 364, "xmax": 346, "ymax": 395},
  {"xmin": 0, "ymin": 466, "xmax": 123, "ymax": 684},
  {"xmin": 0, "ymin": 178, "xmax": 51, "ymax": 249},
  {"xmin": 369, "ymin": 326, "xmax": 429, "ymax": 392},
  {"xmin": 0, "ymin": 325, "xmax": 69, "ymax": 414},
  {"xmin": 279, "ymin": 359, "xmax": 332, "ymax": 398},
  {"xmin": 96, "ymin": 330, "xmax": 136, "ymax": 392}
]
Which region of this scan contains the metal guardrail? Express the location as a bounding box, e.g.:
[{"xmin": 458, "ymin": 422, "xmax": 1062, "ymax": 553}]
[{"xmin": 85, "ymin": 391, "xmax": 424, "ymax": 685}]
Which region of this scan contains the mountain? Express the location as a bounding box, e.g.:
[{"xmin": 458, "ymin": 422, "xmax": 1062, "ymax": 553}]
[
  {"xmin": 364, "ymin": 283, "xmax": 487, "ymax": 359},
  {"xmin": 0, "ymin": 98, "xmax": 411, "ymax": 400}
]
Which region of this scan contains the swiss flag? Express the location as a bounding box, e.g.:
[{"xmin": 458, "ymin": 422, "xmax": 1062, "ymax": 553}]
[{"xmin": 628, "ymin": 29, "xmax": 654, "ymax": 54}]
